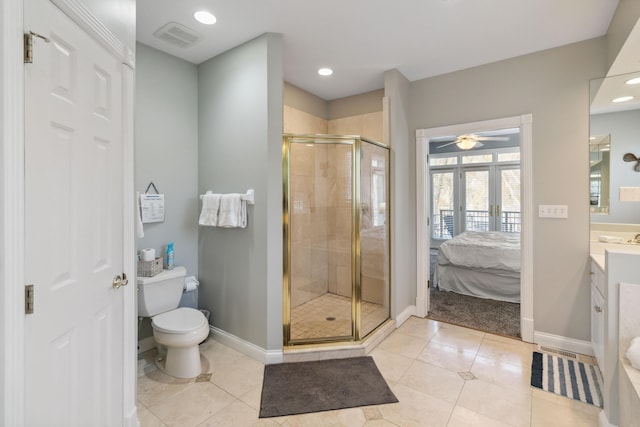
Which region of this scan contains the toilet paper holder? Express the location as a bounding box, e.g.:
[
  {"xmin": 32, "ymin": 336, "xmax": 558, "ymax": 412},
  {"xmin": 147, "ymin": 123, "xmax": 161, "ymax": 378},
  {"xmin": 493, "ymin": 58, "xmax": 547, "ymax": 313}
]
[{"xmin": 184, "ymin": 276, "xmax": 199, "ymax": 292}]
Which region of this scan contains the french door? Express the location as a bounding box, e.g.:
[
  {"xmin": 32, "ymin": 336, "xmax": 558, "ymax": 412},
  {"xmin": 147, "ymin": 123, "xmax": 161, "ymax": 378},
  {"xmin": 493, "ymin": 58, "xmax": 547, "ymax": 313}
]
[
  {"xmin": 432, "ymin": 162, "xmax": 520, "ymax": 241},
  {"xmin": 463, "ymin": 165, "xmax": 520, "ymax": 232}
]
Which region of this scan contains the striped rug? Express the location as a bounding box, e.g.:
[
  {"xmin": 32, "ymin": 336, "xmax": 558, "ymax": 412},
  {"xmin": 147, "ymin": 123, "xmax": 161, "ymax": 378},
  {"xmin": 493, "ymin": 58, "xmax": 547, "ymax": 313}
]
[{"xmin": 530, "ymin": 351, "xmax": 603, "ymax": 408}]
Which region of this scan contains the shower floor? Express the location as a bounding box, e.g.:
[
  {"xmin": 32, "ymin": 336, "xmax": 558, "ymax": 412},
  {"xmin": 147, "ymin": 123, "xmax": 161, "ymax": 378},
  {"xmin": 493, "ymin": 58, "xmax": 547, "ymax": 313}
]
[{"xmin": 290, "ymin": 293, "xmax": 388, "ymax": 341}]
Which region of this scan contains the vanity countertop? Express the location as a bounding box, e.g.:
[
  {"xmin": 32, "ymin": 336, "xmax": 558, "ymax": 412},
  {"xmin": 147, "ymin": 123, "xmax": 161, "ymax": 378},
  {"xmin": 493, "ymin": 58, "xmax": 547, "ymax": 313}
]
[{"xmin": 590, "ymin": 241, "xmax": 640, "ymax": 270}]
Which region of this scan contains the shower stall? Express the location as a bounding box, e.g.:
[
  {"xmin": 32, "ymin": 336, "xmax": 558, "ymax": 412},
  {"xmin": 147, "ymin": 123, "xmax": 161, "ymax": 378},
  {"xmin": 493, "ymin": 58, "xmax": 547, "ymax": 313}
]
[{"xmin": 283, "ymin": 134, "xmax": 391, "ymax": 346}]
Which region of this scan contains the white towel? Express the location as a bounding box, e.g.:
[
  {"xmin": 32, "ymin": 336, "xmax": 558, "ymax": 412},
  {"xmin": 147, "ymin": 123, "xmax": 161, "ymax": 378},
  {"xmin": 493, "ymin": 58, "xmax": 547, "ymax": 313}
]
[
  {"xmin": 599, "ymin": 235, "xmax": 625, "ymax": 243},
  {"xmin": 626, "ymin": 337, "xmax": 640, "ymax": 370},
  {"xmin": 217, "ymin": 194, "xmax": 247, "ymax": 228},
  {"xmin": 199, "ymin": 192, "xmax": 222, "ymax": 226},
  {"xmin": 136, "ymin": 192, "xmax": 144, "ymax": 238}
]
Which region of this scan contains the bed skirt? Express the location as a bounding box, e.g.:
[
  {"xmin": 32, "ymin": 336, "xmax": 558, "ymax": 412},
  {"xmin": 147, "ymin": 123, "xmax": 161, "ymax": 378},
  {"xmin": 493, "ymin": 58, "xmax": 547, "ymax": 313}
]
[{"xmin": 434, "ymin": 264, "xmax": 520, "ymax": 303}]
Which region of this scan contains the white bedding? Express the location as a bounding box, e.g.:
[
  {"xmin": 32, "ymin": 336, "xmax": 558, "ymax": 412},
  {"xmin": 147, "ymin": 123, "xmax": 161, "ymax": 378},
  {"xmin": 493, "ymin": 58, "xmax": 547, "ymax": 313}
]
[
  {"xmin": 437, "ymin": 231, "xmax": 520, "ymax": 272},
  {"xmin": 435, "ymin": 231, "xmax": 521, "ymax": 303}
]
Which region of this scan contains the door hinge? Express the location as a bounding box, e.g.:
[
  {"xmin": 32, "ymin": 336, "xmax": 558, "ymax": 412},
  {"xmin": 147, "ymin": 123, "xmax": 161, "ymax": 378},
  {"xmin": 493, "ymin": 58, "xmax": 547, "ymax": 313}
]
[
  {"xmin": 25, "ymin": 284, "xmax": 34, "ymax": 314},
  {"xmin": 24, "ymin": 31, "xmax": 50, "ymax": 64},
  {"xmin": 427, "ymin": 280, "xmax": 431, "ymax": 289}
]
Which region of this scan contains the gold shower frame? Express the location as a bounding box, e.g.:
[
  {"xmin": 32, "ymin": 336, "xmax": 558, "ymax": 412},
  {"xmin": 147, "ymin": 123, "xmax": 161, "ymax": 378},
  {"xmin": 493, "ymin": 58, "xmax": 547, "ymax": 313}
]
[{"xmin": 282, "ymin": 134, "xmax": 391, "ymax": 347}]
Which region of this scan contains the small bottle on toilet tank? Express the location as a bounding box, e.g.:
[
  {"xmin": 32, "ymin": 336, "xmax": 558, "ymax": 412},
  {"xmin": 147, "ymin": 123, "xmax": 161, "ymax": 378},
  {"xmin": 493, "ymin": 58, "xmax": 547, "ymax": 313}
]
[{"xmin": 166, "ymin": 242, "xmax": 174, "ymax": 270}]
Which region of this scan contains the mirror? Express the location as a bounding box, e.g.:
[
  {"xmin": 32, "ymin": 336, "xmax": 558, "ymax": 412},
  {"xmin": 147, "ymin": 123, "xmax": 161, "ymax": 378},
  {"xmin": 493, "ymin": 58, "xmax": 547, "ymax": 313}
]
[
  {"xmin": 589, "ymin": 134, "xmax": 610, "ymax": 214},
  {"xmin": 589, "ymin": 71, "xmax": 640, "ymax": 223}
]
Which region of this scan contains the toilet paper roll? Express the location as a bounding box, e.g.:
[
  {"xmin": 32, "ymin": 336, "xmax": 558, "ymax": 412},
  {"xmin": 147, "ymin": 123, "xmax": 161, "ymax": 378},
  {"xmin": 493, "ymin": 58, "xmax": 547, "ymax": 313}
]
[
  {"xmin": 184, "ymin": 276, "xmax": 199, "ymax": 292},
  {"xmin": 140, "ymin": 248, "xmax": 155, "ymax": 262}
]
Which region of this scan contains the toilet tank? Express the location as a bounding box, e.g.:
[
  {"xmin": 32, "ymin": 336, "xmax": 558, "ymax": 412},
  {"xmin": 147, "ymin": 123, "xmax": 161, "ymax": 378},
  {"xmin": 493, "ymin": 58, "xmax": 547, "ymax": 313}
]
[{"xmin": 137, "ymin": 266, "xmax": 186, "ymax": 317}]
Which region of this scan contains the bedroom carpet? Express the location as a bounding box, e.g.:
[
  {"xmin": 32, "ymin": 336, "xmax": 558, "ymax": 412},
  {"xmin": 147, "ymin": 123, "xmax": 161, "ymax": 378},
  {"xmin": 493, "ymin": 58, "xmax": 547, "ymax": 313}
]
[
  {"xmin": 531, "ymin": 351, "xmax": 603, "ymax": 408},
  {"xmin": 259, "ymin": 356, "xmax": 398, "ymax": 418},
  {"xmin": 428, "ymin": 288, "xmax": 521, "ymax": 338}
]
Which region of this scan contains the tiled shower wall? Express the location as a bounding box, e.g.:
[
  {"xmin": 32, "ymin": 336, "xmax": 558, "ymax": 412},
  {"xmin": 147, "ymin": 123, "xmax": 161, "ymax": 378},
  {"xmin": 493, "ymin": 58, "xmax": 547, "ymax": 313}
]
[{"xmin": 284, "ymin": 105, "xmax": 384, "ymax": 309}]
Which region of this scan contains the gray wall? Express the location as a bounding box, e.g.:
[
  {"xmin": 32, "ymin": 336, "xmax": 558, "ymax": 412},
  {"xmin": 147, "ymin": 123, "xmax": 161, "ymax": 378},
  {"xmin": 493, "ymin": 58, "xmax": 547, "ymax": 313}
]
[
  {"xmin": 384, "ymin": 70, "xmax": 416, "ymax": 319},
  {"xmin": 134, "ymin": 43, "xmax": 199, "ymax": 341},
  {"xmin": 328, "ymin": 89, "xmax": 384, "ymax": 120},
  {"xmin": 283, "ymin": 83, "xmax": 384, "ymax": 122},
  {"xmin": 284, "ymin": 82, "xmax": 328, "ymax": 119},
  {"xmin": 408, "ymin": 38, "xmax": 607, "ymax": 341},
  {"xmin": 591, "ymin": 109, "xmax": 640, "ymax": 224},
  {"xmin": 198, "ymin": 34, "xmax": 283, "ymax": 350},
  {"xmin": 135, "ymin": 43, "xmax": 199, "ymax": 276},
  {"xmin": 606, "ymin": 0, "xmax": 640, "ymax": 72}
]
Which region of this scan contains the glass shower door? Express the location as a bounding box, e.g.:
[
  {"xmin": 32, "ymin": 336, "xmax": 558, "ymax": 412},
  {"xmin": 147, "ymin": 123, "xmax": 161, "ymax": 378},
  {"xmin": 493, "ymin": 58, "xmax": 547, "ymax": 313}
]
[
  {"xmin": 287, "ymin": 138, "xmax": 354, "ymax": 343},
  {"xmin": 359, "ymin": 140, "xmax": 390, "ymax": 338}
]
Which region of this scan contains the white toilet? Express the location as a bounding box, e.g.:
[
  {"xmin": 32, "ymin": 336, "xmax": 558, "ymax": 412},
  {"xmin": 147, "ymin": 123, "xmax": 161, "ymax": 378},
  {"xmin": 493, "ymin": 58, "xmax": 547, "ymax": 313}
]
[{"xmin": 137, "ymin": 266, "xmax": 209, "ymax": 378}]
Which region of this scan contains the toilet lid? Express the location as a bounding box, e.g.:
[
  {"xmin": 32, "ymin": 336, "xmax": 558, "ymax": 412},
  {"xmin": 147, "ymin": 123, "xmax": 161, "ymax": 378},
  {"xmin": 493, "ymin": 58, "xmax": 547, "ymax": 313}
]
[{"xmin": 152, "ymin": 307, "xmax": 207, "ymax": 334}]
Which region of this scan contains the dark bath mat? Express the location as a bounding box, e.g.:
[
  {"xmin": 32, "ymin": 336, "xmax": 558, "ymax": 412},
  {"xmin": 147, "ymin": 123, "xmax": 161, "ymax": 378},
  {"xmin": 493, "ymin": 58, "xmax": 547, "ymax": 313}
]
[{"xmin": 259, "ymin": 356, "xmax": 398, "ymax": 418}]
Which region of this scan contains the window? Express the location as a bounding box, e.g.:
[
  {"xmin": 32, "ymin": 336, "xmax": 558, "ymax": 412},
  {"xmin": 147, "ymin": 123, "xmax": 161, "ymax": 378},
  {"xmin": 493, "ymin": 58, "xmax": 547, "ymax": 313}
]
[
  {"xmin": 430, "ymin": 156, "xmax": 457, "ymax": 166},
  {"xmin": 429, "ymin": 148, "xmax": 520, "ymax": 239},
  {"xmin": 462, "ymin": 154, "xmax": 492, "ymax": 164},
  {"xmin": 498, "ymin": 152, "xmax": 520, "ymax": 162}
]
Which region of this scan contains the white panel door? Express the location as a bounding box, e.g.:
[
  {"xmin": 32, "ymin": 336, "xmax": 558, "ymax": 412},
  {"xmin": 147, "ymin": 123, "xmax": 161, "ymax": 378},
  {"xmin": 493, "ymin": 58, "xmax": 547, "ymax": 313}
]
[{"xmin": 24, "ymin": 0, "xmax": 125, "ymax": 425}]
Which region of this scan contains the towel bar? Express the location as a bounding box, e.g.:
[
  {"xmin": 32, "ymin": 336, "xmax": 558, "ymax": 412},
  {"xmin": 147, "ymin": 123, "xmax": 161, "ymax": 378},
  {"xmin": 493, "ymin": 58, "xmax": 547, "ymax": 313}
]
[{"xmin": 200, "ymin": 189, "xmax": 254, "ymax": 205}]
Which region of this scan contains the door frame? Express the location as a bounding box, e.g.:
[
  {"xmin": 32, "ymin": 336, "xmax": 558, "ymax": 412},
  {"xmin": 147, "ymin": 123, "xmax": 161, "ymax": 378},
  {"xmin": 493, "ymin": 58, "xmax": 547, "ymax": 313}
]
[
  {"xmin": 0, "ymin": 0, "xmax": 137, "ymax": 424},
  {"xmin": 415, "ymin": 114, "xmax": 534, "ymax": 343}
]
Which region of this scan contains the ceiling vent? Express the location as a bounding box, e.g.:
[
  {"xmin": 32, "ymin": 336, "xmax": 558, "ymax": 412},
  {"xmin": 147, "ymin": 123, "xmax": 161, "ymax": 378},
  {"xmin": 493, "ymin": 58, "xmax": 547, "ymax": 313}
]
[{"xmin": 153, "ymin": 22, "xmax": 201, "ymax": 48}]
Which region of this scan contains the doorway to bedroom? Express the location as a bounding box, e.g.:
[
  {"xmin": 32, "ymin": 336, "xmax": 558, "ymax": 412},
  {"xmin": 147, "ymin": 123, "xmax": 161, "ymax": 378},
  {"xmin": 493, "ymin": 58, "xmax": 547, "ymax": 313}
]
[{"xmin": 416, "ymin": 115, "xmax": 534, "ymax": 342}]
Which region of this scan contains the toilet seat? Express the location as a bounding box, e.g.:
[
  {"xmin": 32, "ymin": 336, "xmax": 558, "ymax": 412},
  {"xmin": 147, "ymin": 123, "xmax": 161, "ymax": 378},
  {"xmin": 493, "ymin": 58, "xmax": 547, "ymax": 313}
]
[{"xmin": 152, "ymin": 307, "xmax": 206, "ymax": 334}]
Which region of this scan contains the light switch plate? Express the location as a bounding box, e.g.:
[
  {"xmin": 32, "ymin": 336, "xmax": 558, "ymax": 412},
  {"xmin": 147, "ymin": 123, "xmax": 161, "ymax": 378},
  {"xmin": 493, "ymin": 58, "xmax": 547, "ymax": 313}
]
[
  {"xmin": 619, "ymin": 187, "xmax": 640, "ymax": 202},
  {"xmin": 538, "ymin": 204, "xmax": 568, "ymax": 218}
]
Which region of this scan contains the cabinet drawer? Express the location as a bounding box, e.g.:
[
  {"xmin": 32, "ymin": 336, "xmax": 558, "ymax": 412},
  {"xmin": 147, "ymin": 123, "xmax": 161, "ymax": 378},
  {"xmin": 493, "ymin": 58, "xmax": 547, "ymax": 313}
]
[{"xmin": 590, "ymin": 260, "xmax": 605, "ymax": 295}]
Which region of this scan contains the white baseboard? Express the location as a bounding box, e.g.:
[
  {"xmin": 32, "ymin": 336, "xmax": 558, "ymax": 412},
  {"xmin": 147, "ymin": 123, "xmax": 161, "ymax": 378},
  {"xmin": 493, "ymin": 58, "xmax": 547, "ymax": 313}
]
[
  {"xmin": 395, "ymin": 305, "xmax": 416, "ymax": 328},
  {"xmin": 124, "ymin": 406, "xmax": 140, "ymax": 427},
  {"xmin": 533, "ymin": 331, "xmax": 594, "ymax": 357},
  {"xmin": 521, "ymin": 316, "xmax": 534, "ymax": 343},
  {"xmin": 137, "ymin": 336, "xmax": 156, "ymax": 354},
  {"xmin": 210, "ymin": 326, "xmax": 283, "ymax": 364},
  {"xmin": 598, "ymin": 409, "xmax": 616, "ymax": 427}
]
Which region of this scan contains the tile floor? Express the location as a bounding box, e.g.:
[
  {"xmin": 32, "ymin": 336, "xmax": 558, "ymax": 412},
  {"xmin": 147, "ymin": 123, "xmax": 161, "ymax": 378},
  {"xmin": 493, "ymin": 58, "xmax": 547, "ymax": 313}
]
[
  {"xmin": 290, "ymin": 293, "xmax": 388, "ymax": 340},
  {"xmin": 137, "ymin": 317, "xmax": 601, "ymax": 426}
]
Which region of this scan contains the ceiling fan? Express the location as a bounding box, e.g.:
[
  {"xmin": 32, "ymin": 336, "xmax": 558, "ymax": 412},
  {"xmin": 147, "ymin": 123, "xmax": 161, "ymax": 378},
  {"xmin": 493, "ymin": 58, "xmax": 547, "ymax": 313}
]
[{"xmin": 437, "ymin": 133, "xmax": 509, "ymax": 150}]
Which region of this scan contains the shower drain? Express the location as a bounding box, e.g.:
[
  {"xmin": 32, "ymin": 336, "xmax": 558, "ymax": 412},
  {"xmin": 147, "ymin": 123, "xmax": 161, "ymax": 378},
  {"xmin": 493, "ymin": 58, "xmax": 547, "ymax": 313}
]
[{"xmin": 326, "ymin": 317, "xmax": 336, "ymax": 321}]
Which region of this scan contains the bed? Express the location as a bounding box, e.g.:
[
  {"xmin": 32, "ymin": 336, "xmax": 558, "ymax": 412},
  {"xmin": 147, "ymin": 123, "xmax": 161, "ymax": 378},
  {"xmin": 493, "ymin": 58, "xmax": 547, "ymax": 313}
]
[{"xmin": 434, "ymin": 231, "xmax": 521, "ymax": 303}]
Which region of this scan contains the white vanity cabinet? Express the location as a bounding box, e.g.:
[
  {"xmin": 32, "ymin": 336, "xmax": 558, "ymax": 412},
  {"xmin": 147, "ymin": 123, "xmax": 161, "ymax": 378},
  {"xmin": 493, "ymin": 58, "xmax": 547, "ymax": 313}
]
[
  {"xmin": 590, "ymin": 259, "xmax": 605, "ymax": 370},
  {"xmin": 589, "ymin": 247, "xmax": 640, "ymax": 426}
]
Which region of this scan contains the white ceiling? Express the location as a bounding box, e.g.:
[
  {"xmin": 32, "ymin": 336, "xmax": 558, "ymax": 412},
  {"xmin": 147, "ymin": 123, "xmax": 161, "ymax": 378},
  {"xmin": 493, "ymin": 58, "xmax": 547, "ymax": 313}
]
[
  {"xmin": 590, "ymin": 17, "xmax": 640, "ymax": 114},
  {"xmin": 136, "ymin": 0, "xmax": 620, "ymax": 101}
]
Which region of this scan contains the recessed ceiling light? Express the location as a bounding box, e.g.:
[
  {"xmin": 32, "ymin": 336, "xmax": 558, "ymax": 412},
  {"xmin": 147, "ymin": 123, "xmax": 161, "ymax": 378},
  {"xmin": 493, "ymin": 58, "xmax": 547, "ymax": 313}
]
[
  {"xmin": 626, "ymin": 77, "xmax": 640, "ymax": 85},
  {"xmin": 612, "ymin": 96, "xmax": 634, "ymax": 103},
  {"xmin": 318, "ymin": 68, "xmax": 333, "ymax": 76},
  {"xmin": 194, "ymin": 10, "xmax": 217, "ymax": 25}
]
